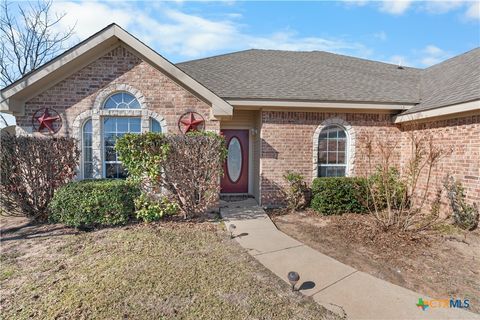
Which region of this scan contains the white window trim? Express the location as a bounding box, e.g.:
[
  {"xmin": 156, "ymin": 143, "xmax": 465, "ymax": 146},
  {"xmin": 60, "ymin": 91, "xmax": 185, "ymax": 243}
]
[
  {"xmin": 312, "ymin": 118, "xmax": 356, "ymax": 179},
  {"xmin": 73, "ymin": 84, "xmax": 167, "ymax": 179}
]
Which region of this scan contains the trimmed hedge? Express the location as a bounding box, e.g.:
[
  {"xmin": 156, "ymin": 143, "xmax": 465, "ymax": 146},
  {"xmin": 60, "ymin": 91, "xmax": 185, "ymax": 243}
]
[
  {"xmin": 311, "ymin": 177, "xmax": 368, "ymax": 215},
  {"xmin": 49, "ymin": 179, "xmax": 140, "ymax": 228}
]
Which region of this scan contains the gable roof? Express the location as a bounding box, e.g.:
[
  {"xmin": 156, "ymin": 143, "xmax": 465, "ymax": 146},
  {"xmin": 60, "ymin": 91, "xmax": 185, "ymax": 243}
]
[
  {"xmin": 0, "ymin": 24, "xmax": 233, "ymax": 117},
  {"xmin": 402, "ymin": 47, "xmax": 480, "ymax": 115},
  {"xmin": 177, "ymin": 49, "xmax": 422, "ymax": 105}
]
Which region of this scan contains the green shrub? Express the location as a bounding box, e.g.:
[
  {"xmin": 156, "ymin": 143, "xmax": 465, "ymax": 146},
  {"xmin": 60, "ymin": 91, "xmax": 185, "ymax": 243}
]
[
  {"xmin": 134, "ymin": 193, "xmax": 179, "ymax": 223},
  {"xmin": 49, "ymin": 179, "xmax": 140, "ymax": 228},
  {"xmin": 311, "ymin": 177, "xmax": 368, "ymax": 215}
]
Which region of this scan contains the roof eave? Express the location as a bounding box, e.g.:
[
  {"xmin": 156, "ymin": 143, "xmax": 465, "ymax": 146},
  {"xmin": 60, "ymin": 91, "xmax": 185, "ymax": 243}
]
[
  {"xmin": 1, "ymin": 24, "xmax": 233, "ymax": 117},
  {"xmin": 394, "ymin": 99, "xmax": 480, "ymax": 123}
]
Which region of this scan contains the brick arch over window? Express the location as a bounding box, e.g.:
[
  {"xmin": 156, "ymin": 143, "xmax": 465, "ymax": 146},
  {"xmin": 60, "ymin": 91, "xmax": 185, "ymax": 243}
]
[{"xmin": 312, "ymin": 118, "xmax": 356, "ymax": 178}]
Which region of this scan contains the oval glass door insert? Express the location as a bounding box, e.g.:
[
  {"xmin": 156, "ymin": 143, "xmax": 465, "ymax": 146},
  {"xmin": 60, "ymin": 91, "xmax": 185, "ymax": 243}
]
[{"xmin": 227, "ymin": 137, "xmax": 242, "ymax": 183}]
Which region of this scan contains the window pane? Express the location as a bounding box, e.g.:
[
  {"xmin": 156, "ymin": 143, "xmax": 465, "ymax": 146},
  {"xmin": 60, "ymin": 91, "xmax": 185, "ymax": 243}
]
[
  {"xmin": 129, "ymin": 118, "xmax": 141, "ymax": 132},
  {"xmin": 327, "ymin": 152, "xmax": 336, "ymax": 164},
  {"xmin": 318, "ymin": 140, "xmax": 328, "ymax": 152},
  {"xmin": 84, "ymin": 163, "xmax": 93, "ymax": 179},
  {"xmin": 338, "ymin": 140, "xmax": 346, "ymax": 152},
  {"xmin": 104, "ymin": 99, "xmax": 116, "ymax": 109},
  {"xmin": 129, "ymin": 99, "xmax": 140, "ymax": 109},
  {"xmin": 105, "ymin": 147, "xmax": 116, "ymax": 161},
  {"xmin": 104, "ymin": 134, "xmax": 116, "ymax": 147},
  {"xmin": 83, "ymin": 132, "xmax": 92, "ymax": 146},
  {"xmin": 84, "ymin": 148, "xmax": 92, "ymax": 162},
  {"xmin": 338, "ymin": 130, "xmax": 346, "ymax": 138},
  {"xmin": 327, "ymin": 128, "xmax": 338, "ymax": 139},
  {"xmin": 318, "ymin": 151, "xmax": 327, "ymax": 163},
  {"xmin": 337, "ymin": 152, "xmax": 346, "ymax": 164},
  {"xmin": 83, "ymin": 120, "xmax": 92, "ymax": 132},
  {"xmin": 336, "ymin": 167, "xmax": 346, "ymax": 177},
  {"xmin": 104, "ymin": 118, "xmax": 115, "ymax": 132},
  {"xmin": 151, "ymin": 118, "xmax": 161, "ymax": 132},
  {"xmin": 319, "ymin": 166, "xmax": 327, "ymax": 177},
  {"xmin": 105, "ymin": 164, "xmax": 117, "ymax": 179},
  {"xmin": 328, "ymin": 140, "xmax": 337, "ymax": 151},
  {"xmin": 123, "ymin": 92, "xmax": 134, "ymax": 104},
  {"xmin": 117, "ymin": 118, "xmax": 129, "ymax": 132},
  {"xmin": 110, "ymin": 93, "xmax": 122, "ymax": 104}
]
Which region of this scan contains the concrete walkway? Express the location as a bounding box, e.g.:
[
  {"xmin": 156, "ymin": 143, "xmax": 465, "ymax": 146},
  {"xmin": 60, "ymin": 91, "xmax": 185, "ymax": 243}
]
[{"xmin": 220, "ymin": 199, "xmax": 479, "ymax": 320}]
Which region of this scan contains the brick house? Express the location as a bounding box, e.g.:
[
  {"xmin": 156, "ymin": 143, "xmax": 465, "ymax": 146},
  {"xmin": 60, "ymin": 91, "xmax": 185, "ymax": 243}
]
[{"xmin": 1, "ymin": 24, "xmax": 479, "ymax": 207}]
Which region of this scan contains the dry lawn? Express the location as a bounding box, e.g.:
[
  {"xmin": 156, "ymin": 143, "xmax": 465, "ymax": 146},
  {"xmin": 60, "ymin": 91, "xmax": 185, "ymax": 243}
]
[{"xmin": 0, "ymin": 216, "xmax": 337, "ymax": 320}]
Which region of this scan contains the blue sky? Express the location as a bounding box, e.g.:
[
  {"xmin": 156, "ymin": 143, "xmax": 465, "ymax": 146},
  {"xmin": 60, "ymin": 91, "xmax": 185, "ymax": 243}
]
[{"xmin": 50, "ymin": 0, "xmax": 479, "ymax": 67}]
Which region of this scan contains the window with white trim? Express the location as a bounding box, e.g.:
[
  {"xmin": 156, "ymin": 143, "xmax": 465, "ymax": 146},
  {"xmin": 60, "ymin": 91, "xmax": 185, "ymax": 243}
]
[
  {"xmin": 83, "ymin": 119, "xmax": 93, "ymax": 179},
  {"xmin": 317, "ymin": 125, "xmax": 347, "ymax": 177},
  {"xmin": 103, "ymin": 92, "xmax": 140, "ymax": 109},
  {"xmin": 103, "ymin": 117, "xmax": 141, "ymax": 178}
]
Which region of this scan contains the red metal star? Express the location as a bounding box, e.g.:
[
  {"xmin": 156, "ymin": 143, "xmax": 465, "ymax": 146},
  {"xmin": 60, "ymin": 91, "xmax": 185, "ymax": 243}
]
[
  {"xmin": 179, "ymin": 112, "xmax": 204, "ymax": 133},
  {"xmin": 36, "ymin": 108, "xmax": 61, "ymax": 133}
]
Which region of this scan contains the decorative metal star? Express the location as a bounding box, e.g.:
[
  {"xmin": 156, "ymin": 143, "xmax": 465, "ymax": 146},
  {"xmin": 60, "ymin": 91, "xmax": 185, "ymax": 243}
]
[
  {"xmin": 34, "ymin": 108, "xmax": 61, "ymax": 133},
  {"xmin": 179, "ymin": 112, "xmax": 204, "ymax": 133}
]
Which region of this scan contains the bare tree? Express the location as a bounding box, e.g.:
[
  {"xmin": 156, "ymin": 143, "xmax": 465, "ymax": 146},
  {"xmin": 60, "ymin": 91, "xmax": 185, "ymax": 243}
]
[{"xmin": 0, "ymin": 0, "xmax": 75, "ymax": 87}]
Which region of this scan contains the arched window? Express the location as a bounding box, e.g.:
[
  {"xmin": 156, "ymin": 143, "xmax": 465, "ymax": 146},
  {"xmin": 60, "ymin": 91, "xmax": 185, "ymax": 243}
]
[
  {"xmin": 83, "ymin": 119, "xmax": 93, "ymax": 179},
  {"xmin": 318, "ymin": 125, "xmax": 347, "ymax": 177},
  {"xmin": 151, "ymin": 118, "xmax": 162, "ymax": 132},
  {"xmin": 103, "ymin": 92, "xmax": 141, "ymax": 109}
]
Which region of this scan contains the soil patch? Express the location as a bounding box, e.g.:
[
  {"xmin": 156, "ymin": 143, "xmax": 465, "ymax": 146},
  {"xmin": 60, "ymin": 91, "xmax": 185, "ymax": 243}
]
[{"xmin": 269, "ymin": 209, "xmax": 480, "ymax": 314}]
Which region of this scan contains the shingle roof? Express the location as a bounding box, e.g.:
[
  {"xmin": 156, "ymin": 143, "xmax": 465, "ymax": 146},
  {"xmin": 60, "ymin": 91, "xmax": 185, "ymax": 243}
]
[
  {"xmin": 403, "ymin": 48, "xmax": 480, "ymax": 115},
  {"xmin": 177, "ymin": 49, "xmax": 422, "ymax": 105}
]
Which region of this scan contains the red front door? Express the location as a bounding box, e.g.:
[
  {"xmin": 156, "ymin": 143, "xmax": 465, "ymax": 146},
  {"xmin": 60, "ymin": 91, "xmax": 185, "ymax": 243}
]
[{"xmin": 221, "ymin": 129, "xmax": 249, "ymax": 193}]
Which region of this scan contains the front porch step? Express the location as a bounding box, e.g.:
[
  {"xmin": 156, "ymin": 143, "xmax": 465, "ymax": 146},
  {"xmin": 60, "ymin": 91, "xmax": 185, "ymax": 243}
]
[{"xmin": 220, "ymin": 194, "xmax": 255, "ymax": 202}]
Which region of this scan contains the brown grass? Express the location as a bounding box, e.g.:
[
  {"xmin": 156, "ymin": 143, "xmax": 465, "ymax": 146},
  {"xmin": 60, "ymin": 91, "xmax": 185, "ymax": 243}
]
[{"xmin": 0, "ymin": 216, "xmax": 336, "ymax": 320}]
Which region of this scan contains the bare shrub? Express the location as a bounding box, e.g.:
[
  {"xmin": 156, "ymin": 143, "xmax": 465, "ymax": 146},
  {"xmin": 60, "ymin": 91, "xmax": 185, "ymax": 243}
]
[
  {"xmin": 116, "ymin": 132, "xmax": 227, "ymax": 219},
  {"xmin": 0, "ymin": 134, "xmax": 79, "ymax": 220},
  {"xmin": 283, "ymin": 171, "xmax": 310, "ymax": 211},
  {"xmin": 444, "ymin": 174, "xmax": 479, "ymax": 231},
  {"xmin": 363, "ymin": 132, "xmax": 449, "ymax": 231}
]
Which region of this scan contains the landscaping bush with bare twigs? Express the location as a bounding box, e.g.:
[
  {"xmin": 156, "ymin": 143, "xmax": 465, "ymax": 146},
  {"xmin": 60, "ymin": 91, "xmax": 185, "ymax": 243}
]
[
  {"xmin": 362, "ymin": 132, "xmax": 449, "ymax": 231},
  {"xmin": 0, "ymin": 134, "xmax": 79, "ymax": 220},
  {"xmin": 283, "ymin": 171, "xmax": 311, "ymax": 211}
]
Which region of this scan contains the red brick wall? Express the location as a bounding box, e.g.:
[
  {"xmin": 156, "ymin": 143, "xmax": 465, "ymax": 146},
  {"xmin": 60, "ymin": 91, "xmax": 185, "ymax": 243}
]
[
  {"xmin": 17, "ymin": 46, "xmax": 218, "ymax": 135},
  {"xmin": 260, "ymin": 110, "xmax": 479, "ymax": 212},
  {"xmin": 260, "ymin": 111, "xmax": 399, "ymax": 206},
  {"xmin": 399, "ymin": 114, "xmax": 480, "ymax": 207}
]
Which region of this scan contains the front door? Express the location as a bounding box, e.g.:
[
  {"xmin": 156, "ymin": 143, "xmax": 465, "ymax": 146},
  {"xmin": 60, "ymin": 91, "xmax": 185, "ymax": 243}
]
[{"xmin": 221, "ymin": 129, "xmax": 249, "ymax": 193}]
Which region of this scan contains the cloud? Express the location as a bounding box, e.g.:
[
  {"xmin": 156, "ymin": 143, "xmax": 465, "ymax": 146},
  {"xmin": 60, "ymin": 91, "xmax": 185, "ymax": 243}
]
[
  {"xmin": 379, "ymin": 1, "xmax": 412, "ymax": 15},
  {"xmin": 465, "ymin": 1, "xmax": 480, "ymax": 20},
  {"xmin": 52, "ymin": 1, "xmax": 373, "ymax": 61},
  {"xmin": 343, "ymin": 0, "xmax": 479, "ymax": 20},
  {"xmin": 373, "ymin": 31, "xmax": 387, "ymax": 41},
  {"xmin": 422, "ymin": 1, "xmax": 464, "ymax": 14},
  {"xmin": 419, "ymin": 45, "xmax": 451, "ymax": 66}
]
